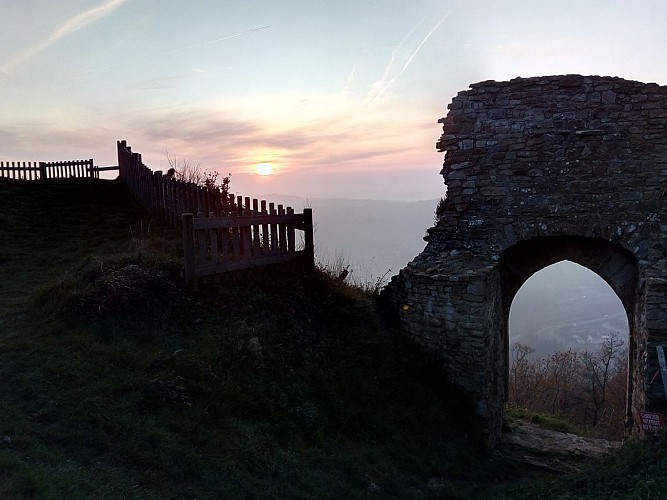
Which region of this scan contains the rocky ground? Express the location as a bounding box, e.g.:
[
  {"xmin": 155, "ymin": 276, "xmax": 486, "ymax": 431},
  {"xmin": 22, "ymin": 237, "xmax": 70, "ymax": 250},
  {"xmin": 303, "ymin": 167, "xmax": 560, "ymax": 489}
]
[{"xmin": 499, "ymin": 418, "xmax": 622, "ymax": 474}]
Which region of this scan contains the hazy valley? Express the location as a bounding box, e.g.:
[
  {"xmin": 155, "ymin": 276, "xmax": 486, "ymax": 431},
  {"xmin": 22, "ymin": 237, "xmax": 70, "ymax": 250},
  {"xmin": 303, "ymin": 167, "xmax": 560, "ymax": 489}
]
[
  {"xmin": 509, "ymin": 261, "xmax": 629, "ymax": 358},
  {"xmin": 262, "ymin": 194, "xmax": 436, "ymax": 285}
]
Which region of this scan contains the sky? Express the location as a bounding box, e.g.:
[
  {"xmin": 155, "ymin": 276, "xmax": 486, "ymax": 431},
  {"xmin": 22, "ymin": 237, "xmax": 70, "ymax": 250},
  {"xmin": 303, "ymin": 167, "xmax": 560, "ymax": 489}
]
[{"xmin": 2, "ymin": 0, "xmax": 667, "ymax": 200}]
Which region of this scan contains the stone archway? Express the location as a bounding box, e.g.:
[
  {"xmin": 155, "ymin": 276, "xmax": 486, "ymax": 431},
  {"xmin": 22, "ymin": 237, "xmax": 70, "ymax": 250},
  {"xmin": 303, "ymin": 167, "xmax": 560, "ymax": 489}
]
[
  {"xmin": 384, "ymin": 75, "xmax": 667, "ymax": 445},
  {"xmin": 500, "ymin": 236, "xmax": 638, "ymax": 428}
]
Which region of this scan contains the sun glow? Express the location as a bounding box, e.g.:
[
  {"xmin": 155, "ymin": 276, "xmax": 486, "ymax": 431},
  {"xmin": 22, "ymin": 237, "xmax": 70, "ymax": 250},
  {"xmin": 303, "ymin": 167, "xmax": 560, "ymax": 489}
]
[{"xmin": 255, "ymin": 162, "xmax": 274, "ymax": 176}]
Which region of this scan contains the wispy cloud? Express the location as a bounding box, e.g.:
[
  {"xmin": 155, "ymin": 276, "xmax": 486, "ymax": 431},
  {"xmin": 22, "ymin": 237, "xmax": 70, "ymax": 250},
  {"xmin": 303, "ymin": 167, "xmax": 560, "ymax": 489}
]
[
  {"xmin": 130, "ymin": 96, "xmax": 434, "ymax": 178},
  {"xmin": 366, "ymin": 16, "xmax": 427, "ymax": 102},
  {"xmin": 79, "ymin": 25, "xmax": 271, "ymax": 75},
  {"xmin": 366, "ymin": 10, "xmax": 455, "ymax": 104},
  {"xmin": 1, "ymin": 0, "xmax": 130, "ymax": 74}
]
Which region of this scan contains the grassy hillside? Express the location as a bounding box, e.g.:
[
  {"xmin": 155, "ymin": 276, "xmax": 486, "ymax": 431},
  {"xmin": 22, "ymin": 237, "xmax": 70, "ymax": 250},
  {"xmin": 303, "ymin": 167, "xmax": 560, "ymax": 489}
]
[
  {"xmin": 0, "ymin": 178, "xmax": 518, "ymax": 499},
  {"xmin": 1, "ymin": 178, "xmax": 664, "ymax": 499}
]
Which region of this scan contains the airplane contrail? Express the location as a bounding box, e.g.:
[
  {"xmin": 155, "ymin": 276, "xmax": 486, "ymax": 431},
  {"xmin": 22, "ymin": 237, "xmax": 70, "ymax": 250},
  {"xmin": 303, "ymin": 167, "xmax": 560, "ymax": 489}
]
[
  {"xmin": 79, "ymin": 25, "xmax": 272, "ymax": 75},
  {"xmin": 367, "ymin": 16, "xmax": 428, "ymax": 101},
  {"xmin": 368, "ymin": 10, "xmax": 455, "ymax": 104},
  {"xmin": 1, "ymin": 0, "xmax": 130, "ymax": 74}
]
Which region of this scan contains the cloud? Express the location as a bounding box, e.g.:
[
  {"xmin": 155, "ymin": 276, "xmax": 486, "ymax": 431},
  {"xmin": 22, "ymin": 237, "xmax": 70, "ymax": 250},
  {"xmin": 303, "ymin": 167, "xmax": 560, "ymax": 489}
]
[
  {"xmin": 366, "ymin": 10, "xmax": 454, "ymax": 104},
  {"xmin": 366, "ymin": 16, "xmax": 427, "ymax": 102},
  {"xmin": 79, "ymin": 25, "xmax": 271, "ymax": 75},
  {"xmin": 140, "ymin": 110, "xmax": 261, "ymax": 146},
  {"xmin": 100, "ymin": 98, "xmax": 430, "ymax": 181},
  {"xmin": 1, "ymin": 0, "xmax": 130, "ymax": 74},
  {"xmin": 1, "ymin": 83, "xmax": 441, "ymax": 191},
  {"xmin": 0, "ymin": 121, "xmax": 113, "ymax": 163}
]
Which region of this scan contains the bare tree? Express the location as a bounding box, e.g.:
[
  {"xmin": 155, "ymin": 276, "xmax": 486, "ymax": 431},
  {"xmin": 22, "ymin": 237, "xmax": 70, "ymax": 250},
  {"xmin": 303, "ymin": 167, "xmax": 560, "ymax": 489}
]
[
  {"xmin": 576, "ymin": 332, "xmax": 625, "ymax": 427},
  {"xmin": 164, "ymin": 151, "xmax": 233, "ymax": 212},
  {"xmin": 509, "ymin": 343, "xmax": 537, "ymax": 407},
  {"xmin": 165, "ymin": 151, "xmax": 206, "ymax": 185},
  {"xmin": 507, "ymin": 333, "xmax": 628, "ymax": 439}
]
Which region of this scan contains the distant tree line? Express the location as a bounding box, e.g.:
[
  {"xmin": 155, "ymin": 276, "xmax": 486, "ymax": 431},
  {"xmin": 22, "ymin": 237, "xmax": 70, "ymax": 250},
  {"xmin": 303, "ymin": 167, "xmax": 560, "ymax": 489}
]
[{"xmin": 508, "ymin": 332, "xmax": 627, "ymax": 440}]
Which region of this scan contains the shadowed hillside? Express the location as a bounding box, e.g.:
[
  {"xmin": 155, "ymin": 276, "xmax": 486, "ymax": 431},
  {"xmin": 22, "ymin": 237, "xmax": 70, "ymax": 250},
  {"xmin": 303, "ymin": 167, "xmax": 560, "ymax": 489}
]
[
  {"xmin": 0, "ymin": 178, "xmax": 515, "ymax": 498},
  {"xmin": 0, "ymin": 178, "xmax": 664, "ymax": 499}
]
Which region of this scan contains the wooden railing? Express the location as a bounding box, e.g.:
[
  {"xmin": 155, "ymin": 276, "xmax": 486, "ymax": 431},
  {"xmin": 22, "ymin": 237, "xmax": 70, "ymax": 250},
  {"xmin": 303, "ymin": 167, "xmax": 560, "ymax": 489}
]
[
  {"xmin": 40, "ymin": 159, "xmax": 97, "ymax": 179},
  {"xmin": 0, "ymin": 161, "xmax": 41, "ymax": 180},
  {"xmin": 117, "ymin": 140, "xmax": 315, "ymax": 282},
  {"xmin": 182, "ymin": 207, "xmax": 314, "ymax": 284},
  {"xmin": 118, "ymin": 140, "xmax": 236, "ymax": 224},
  {"xmin": 0, "ymin": 159, "xmax": 115, "ymax": 180}
]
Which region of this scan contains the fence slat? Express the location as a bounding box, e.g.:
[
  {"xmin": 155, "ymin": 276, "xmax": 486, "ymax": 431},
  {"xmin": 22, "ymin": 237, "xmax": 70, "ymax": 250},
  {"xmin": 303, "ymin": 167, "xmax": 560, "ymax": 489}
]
[
  {"xmin": 269, "ymin": 203, "xmax": 278, "ymax": 255},
  {"xmin": 209, "ymin": 212, "xmax": 219, "ymax": 264},
  {"xmin": 303, "ymin": 208, "xmax": 314, "ymax": 271},
  {"xmin": 251, "ymin": 199, "xmax": 259, "ymax": 257},
  {"xmin": 231, "ymin": 221, "xmax": 241, "ymax": 262},
  {"xmin": 197, "ymin": 212, "xmax": 207, "ymax": 266},
  {"xmin": 278, "ymin": 205, "xmax": 287, "ymax": 254},
  {"xmin": 221, "ymin": 221, "xmax": 230, "ymax": 266},
  {"xmin": 287, "ymin": 207, "xmax": 295, "ymax": 253},
  {"xmin": 261, "ymin": 200, "xmax": 270, "ymax": 256}
]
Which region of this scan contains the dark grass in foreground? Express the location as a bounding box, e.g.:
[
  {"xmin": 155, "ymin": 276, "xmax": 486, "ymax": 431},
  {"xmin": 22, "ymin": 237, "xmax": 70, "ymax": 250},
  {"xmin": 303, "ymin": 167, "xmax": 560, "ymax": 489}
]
[
  {"xmin": 1, "ymin": 178, "xmax": 664, "ymax": 499},
  {"xmin": 0, "ymin": 178, "xmax": 525, "ymax": 499}
]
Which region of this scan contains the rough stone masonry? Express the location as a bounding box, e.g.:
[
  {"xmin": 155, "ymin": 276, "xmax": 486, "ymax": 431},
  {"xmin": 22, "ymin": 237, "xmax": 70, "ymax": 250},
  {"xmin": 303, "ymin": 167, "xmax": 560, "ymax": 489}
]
[{"xmin": 384, "ymin": 75, "xmax": 667, "ymax": 445}]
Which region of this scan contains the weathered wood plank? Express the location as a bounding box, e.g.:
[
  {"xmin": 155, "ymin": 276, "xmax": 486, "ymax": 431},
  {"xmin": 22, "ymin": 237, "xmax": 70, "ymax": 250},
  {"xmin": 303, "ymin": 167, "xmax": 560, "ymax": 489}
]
[
  {"xmin": 269, "ymin": 203, "xmax": 278, "ymax": 255},
  {"xmin": 252, "ymin": 199, "xmax": 261, "ymax": 257},
  {"xmin": 278, "ymin": 205, "xmax": 287, "ymax": 254},
  {"xmin": 287, "ymin": 207, "xmax": 295, "ymax": 253},
  {"xmin": 192, "ymin": 213, "xmax": 305, "ymax": 229},
  {"xmin": 261, "ymin": 200, "xmax": 270, "ymax": 255}
]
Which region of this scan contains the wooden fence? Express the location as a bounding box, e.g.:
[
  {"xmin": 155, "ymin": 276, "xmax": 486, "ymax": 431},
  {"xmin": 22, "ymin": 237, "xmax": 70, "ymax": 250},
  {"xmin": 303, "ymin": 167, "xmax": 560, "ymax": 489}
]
[
  {"xmin": 0, "ymin": 159, "xmax": 114, "ymax": 180},
  {"xmin": 117, "ymin": 140, "xmax": 314, "ymax": 283},
  {"xmin": 118, "ymin": 140, "xmax": 237, "ymax": 224},
  {"xmin": 0, "ymin": 161, "xmax": 41, "ymax": 180},
  {"xmin": 182, "ymin": 207, "xmax": 314, "ymax": 284}
]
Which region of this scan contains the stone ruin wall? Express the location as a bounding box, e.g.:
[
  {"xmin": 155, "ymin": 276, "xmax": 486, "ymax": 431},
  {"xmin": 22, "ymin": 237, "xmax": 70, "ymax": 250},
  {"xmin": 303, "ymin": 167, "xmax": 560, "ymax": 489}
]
[{"xmin": 385, "ymin": 75, "xmax": 667, "ymax": 445}]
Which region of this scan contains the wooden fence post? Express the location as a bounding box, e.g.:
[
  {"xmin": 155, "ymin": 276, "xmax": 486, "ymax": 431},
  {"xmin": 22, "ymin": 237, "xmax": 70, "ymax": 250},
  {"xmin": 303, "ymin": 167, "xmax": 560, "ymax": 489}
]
[
  {"xmin": 303, "ymin": 208, "xmax": 315, "ymax": 271},
  {"xmin": 117, "ymin": 141, "xmax": 126, "ymax": 180},
  {"xmin": 154, "ymin": 171, "xmax": 163, "ymax": 219},
  {"xmin": 183, "ymin": 213, "xmax": 196, "ymax": 286}
]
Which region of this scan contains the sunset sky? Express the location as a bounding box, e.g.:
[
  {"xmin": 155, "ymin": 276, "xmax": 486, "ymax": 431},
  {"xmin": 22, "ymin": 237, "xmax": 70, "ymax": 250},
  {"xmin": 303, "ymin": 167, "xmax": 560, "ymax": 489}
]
[{"xmin": 2, "ymin": 1, "xmax": 666, "ymax": 200}]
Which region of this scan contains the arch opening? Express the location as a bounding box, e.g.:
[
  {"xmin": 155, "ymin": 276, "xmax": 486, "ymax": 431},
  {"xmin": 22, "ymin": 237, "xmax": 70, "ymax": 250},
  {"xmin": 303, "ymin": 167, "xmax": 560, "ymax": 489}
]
[
  {"xmin": 500, "ymin": 236, "xmax": 639, "ymax": 437},
  {"xmin": 507, "ymin": 260, "xmax": 630, "ymax": 437}
]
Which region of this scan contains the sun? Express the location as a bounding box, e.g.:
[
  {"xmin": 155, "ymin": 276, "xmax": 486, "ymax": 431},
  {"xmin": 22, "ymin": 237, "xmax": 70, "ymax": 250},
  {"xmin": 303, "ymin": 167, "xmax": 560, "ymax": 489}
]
[{"xmin": 255, "ymin": 163, "xmax": 274, "ymax": 176}]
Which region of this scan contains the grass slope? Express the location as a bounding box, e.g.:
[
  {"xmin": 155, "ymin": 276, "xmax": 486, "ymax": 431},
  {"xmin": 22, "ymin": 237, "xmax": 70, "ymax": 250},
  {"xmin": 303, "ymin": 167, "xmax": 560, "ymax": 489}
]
[
  {"xmin": 1, "ymin": 178, "xmax": 664, "ymax": 499},
  {"xmin": 0, "ymin": 178, "xmax": 521, "ymax": 499}
]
